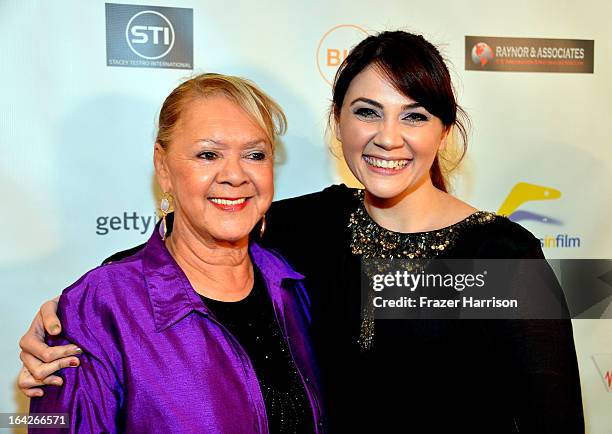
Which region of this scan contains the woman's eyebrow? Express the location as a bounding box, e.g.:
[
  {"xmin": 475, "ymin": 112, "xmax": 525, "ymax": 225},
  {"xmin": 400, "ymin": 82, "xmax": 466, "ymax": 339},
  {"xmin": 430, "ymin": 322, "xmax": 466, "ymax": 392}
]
[
  {"xmin": 350, "ymin": 97, "xmax": 423, "ymax": 111},
  {"xmin": 350, "ymin": 97, "xmax": 383, "ymax": 108},
  {"xmin": 402, "ymin": 102, "xmax": 423, "ymax": 110},
  {"xmin": 242, "ymin": 139, "xmax": 268, "ymax": 148},
  {"xmin": 196, "ymin": 138, "xmax": 268, "ymax": 148},
  {"xmin": 197, "ymin": 138, "xmax": 223, "ymax": 145}
]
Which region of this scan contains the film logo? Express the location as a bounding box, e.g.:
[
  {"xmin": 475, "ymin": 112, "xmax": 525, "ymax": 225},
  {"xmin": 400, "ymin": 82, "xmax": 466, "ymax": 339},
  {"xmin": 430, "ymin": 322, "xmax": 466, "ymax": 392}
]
[
  {"xmin": 316, "ymin": 24, "xmax": 368, "ymax": 85},
  {"xmin": 106, "ymin": 4, "xmax": 193, "ymax": 70},
  {"xmin": 498, "ymin": 182, "xmax": 581, "ymax": 249},
  {"xmin": 466, "ymin": 36, "xmax": 594, "ymax": 73}
]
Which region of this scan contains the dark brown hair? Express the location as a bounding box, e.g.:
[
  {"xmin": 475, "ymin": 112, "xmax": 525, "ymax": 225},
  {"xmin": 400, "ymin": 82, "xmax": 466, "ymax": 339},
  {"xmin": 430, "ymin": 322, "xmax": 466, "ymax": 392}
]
[{"xmin": 332, "ymin": 31, "xmax": 469, "ymax": 192}]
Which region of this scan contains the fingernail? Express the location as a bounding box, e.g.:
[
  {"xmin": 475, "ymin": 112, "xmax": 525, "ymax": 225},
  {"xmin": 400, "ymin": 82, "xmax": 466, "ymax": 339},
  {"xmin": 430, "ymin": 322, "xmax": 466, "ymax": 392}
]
[
  {"xmin": 50, "ymin": 324, "xmax": 60, "ymax": 334},
  {"xmin": 35, "ymin": 391, "xmax": 44, "ymax": 397},
  {"xmin": 69, "ymin": 359, "xmax": 79, "ymax": 367},
  {"xmin": 53, "ymin": 379, "xmax": 63, "ymax": 386},
  {"xmin": 74, "ymin": 347, "xmax": 83, "ymax": 355}
]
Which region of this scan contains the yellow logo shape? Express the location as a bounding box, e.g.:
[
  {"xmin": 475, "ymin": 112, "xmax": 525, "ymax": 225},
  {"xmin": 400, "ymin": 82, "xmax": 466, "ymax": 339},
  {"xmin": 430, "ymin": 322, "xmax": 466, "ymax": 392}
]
[{"xmin": 497, "ymin": 182, "xmax": 561, "ymax": 216}]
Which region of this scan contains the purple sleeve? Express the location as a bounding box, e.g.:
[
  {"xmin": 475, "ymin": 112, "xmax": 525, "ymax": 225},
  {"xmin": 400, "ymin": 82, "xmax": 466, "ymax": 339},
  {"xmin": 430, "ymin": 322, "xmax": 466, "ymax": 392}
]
[{"xmin": 29, "ymin": 271, "xmax": 124, "ymax": 434}]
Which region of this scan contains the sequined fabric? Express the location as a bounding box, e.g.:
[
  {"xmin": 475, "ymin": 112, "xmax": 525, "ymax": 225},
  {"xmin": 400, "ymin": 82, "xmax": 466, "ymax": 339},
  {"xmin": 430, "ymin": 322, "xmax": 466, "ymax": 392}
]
[
  {"xmin": 201, "ymin": 267, "xmax": 314, "ymax": 434},
  {"xmin": 348, "ymin": 189, "xmax": 498, "ymax": 351}
]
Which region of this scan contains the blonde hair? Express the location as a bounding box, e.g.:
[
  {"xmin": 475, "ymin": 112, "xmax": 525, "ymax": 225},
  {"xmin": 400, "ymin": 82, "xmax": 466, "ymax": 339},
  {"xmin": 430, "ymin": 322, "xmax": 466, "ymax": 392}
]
[{"xmin": 156, "ymin": 73, "xmax": 287, "ymax": 150}]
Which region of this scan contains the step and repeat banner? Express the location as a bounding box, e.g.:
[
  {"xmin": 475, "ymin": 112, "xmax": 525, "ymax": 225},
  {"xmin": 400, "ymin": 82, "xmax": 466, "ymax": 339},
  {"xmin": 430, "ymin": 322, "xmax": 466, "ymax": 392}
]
[{"xmin": 1, "ymin": 0, "xmax": 611, "ymax": 431}]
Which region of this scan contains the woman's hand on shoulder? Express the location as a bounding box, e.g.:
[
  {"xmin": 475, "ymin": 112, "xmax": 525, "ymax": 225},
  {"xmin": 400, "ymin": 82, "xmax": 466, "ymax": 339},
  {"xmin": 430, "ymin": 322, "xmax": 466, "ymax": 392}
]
[{"xmin": 18, "ymin": 296, "xmax": 82, "ymax": 397}]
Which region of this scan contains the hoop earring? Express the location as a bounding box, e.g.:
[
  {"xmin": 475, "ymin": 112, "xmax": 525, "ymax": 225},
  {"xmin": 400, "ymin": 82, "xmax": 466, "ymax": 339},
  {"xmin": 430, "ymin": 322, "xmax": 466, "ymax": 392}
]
[
  {"xmin": 159, "ymin": 193, "xmax": 172, "ymax": 240},
  {"xmin": 259, "ymin": 214, "xmax": 266, "ymax": 238}
]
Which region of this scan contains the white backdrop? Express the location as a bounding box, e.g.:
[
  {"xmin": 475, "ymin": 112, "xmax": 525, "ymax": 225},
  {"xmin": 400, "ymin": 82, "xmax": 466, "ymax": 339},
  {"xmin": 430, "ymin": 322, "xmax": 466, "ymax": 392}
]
[{"xmin": 1, "ymin": 0, "xmax": 611, "ymax": 432}]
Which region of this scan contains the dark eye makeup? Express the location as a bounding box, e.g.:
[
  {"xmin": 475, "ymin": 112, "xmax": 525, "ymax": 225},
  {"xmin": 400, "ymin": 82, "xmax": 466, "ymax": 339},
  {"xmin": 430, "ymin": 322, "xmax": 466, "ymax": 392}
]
[
  {"xmin": 198, "ymin": 151, "xmax": 218, "ymax": 160},
  {"xmin": 352, "ymin": 106, "xmax": 430, "ymax": 123},
  {"xmin": 246, "ymin": 151, "xmax": 267, "ymax": 161},
  {"xmin": 403, "ymin": 112, "xmax": 429, "ymax": 122},
  {"xmin": 353, "ymin": 107, "xmax": 380, "ymax": 118}
]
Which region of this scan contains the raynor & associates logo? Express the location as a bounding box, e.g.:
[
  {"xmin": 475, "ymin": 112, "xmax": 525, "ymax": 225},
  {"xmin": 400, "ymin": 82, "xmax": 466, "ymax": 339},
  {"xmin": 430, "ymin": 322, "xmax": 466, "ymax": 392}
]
[
  {"xmin": 471, "ymin": 42, "xmax": 494, "ymax": 67},
  {"xmin": 106, "ymin": 3, "xmax": 193, "ymax": 70},
  {"xmin": 466, "ymin": 35, "xmax": 594, "ymax": 73}
]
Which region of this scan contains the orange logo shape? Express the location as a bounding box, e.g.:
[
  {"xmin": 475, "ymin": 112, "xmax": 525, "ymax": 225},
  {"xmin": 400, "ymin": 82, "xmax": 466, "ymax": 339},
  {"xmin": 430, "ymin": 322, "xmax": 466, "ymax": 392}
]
[
  {"xmin": 592, "ymin": 354, "xmax": 612, "ymax": 392},
  {"xmin": 316, "ymin": 24, "xmax": 369, "ymax": 86}
]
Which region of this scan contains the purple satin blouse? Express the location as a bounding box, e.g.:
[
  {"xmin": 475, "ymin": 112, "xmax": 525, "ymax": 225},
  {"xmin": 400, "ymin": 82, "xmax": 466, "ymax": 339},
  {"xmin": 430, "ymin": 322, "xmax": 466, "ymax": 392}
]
[{"xmin": 29, "ymin": 230, "xmax": 323, "ymax": 433}]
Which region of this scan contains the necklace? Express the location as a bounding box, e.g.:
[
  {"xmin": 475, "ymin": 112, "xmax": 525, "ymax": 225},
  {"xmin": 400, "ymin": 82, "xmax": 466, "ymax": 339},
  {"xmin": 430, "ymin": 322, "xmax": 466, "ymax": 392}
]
[{"xmin": 347, "ymin": 189, "xmax": 498, "ymax": 351}]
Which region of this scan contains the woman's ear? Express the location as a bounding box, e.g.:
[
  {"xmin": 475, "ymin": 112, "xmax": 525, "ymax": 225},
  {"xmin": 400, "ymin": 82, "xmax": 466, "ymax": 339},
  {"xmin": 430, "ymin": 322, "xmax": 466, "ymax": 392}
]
[
  {"xmin": 333, "ymin": 114, "xmax": 342, "ymax": 143},
  {"xmin": 438, "ymin": 127, "xmax": 451, "ymax": 151},
  {"xmin": 153, "ymin": 143, "xmax": 172, "ymax": 193}
]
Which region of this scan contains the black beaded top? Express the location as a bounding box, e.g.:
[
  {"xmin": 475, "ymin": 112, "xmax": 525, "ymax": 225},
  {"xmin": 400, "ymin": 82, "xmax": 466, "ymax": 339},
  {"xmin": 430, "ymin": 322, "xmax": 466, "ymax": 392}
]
[
  {"xmin": 261, "ymin": 185, "xmax": 582, "ymax": 433},
  {"xmin": 348, "ymin": 189, "xmax": 498, "ymax": 259},
  {"xmin": 200, "ymin": 267, "xmax": 313, "ymax": 434},
  {"xmin": 348, "ymin": 189, "xmax": 500, "ymax": 350}
]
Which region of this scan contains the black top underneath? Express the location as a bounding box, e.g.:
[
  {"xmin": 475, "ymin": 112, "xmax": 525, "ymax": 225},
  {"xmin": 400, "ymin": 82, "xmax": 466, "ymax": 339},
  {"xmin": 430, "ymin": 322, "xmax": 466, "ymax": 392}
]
[{"xmin": 199, "ymin": 266, "xmax": 314, "ymax": 434}]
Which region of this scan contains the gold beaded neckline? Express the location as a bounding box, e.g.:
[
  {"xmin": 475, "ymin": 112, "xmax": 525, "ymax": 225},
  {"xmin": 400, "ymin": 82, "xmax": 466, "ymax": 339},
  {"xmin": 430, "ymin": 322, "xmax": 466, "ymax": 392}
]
[
  {"xmin": 348, "ymin": 189, "xmax": 499, "ymax": 352},
  {"xmin": 349, "ymin": 189, "xmax": 497, "ymax": 260}
]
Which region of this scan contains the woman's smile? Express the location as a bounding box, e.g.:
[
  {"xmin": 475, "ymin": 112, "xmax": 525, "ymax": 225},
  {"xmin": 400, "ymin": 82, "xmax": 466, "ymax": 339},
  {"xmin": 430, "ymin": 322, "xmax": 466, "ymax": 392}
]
[
  {"xmin": 362, "ymin": 155, "xmax": 412, "ymax": 174},
  {"xmin": 208, "ymin": 196, "xmax": 251, "ymax": 211}
]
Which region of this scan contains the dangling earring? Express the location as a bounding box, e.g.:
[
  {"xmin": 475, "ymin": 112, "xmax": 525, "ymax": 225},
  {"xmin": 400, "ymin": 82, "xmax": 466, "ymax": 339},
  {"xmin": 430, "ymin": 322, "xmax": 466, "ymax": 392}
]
[
  {"xmin": 259, "ymin": 214, "xmax": 266, "ymax": 237},
  {"xmin": 159, "ymin": 193, "xmax": 172, "ymax": 240}
]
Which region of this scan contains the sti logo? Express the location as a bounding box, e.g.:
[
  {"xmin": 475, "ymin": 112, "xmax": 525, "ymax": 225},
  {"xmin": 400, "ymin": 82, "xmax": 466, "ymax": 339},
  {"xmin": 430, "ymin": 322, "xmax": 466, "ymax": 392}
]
[
  {"xmin": 106, "ymin": 3, "xmax": 193, "ymax": 70},
  {"xmin": 126, "ymin": 10, "xmax": 175, "ymax": 60}
]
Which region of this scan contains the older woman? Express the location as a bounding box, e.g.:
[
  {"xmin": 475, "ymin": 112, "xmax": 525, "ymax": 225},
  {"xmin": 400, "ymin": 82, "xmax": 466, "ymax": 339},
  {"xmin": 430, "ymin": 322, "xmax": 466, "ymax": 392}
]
[
  {"xmin": 21, "ymin": 32, "xmax": 583, "ymax": 433},
  {"xmin": 26, "ymin": 73, "xmax": 322, "ymax": 433}
]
